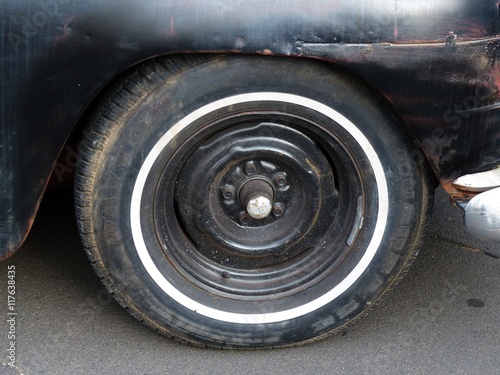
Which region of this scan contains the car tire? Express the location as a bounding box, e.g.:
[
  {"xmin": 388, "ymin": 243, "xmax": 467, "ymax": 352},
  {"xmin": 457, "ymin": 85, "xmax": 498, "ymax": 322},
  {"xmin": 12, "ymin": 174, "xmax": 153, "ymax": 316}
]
[{"xmin": 75, "ymin": 54, "xmax": 434, "ymax": 348}]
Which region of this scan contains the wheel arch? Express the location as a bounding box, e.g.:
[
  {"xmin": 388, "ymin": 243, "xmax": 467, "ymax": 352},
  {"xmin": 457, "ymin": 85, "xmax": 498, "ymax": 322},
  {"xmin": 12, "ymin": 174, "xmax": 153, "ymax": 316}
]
[
  {"xmin": 4, "ymin": 51, "xmax": 434, "ymax": 260},
  {"xmin": 57, "ymin": 52, "xmax": 432, "ymax": 185}
]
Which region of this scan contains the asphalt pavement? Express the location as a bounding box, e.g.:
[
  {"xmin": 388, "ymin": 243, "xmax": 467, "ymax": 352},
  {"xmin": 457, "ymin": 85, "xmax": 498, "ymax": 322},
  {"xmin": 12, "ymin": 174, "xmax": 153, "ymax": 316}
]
[{"xmin": 0, "ymin": 187, "xmax": 499, "ymax": 375}]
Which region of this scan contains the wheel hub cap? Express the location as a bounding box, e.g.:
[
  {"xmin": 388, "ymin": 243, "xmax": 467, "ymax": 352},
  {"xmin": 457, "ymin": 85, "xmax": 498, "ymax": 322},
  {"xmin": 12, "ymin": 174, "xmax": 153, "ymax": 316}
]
[{"xmin": 239, "ymin": 179, "xmax": 274, "ymax": 219}]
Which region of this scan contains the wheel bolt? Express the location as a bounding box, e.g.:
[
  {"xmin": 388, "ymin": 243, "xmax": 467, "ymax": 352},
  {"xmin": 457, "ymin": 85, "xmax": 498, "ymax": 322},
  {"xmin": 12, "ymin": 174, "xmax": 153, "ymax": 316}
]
[
  {"xmin": 239, "ymin": 212, "xmax": 251, "ymax": 226},
  {"xmin": 221, "ymin": 185, "xmax": 235, "ymax": 200},
  {"xmin": 244, "ymin": 161, "xmax": 257, "ymax": 175},
  {"xmin": 272, "ymin": 203, "xmax": 285, "ymax": 218},
  {"xmin": 274, "ymin": 172, "xmax": 287, "ymax": 187}
]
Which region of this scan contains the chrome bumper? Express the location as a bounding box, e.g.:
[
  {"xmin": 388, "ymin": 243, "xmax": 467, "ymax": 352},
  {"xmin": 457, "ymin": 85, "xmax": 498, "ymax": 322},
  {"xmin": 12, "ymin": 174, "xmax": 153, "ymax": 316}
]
[
  {"xmin": 453, "ymin": 167, "xmax": 500, "ymax": 242},
  {"xmin": 464, "ymin": 187, "xmax": 500, "ymax": 242}
]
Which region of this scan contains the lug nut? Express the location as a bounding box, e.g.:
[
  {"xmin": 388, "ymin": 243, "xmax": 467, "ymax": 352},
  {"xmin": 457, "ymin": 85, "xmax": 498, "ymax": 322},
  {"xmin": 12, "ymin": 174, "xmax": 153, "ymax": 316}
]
[
  {"xmin": 244, "ymin": 161, "xmax": 257, "ymax": 175},
  {"xmin": 274, "ymin": 172, "xmax": 287, "ymax": 187},
  {"xmin": 272, "ymin": 203, "xmax": 285, "ymax": 218},
  {"xmin": 239, "ymin": 212, "xmax": 251, "ymax": 226},
  {"xmin": 221, "ymin": 185, "xmax": 235, "ymax": 200}
]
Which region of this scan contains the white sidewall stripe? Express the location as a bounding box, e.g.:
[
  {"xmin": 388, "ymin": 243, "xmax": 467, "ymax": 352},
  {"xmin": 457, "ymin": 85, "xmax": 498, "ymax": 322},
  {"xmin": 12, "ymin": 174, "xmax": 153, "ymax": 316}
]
[{"xmin": 130, "ymin": 93, "xmax": 389, "ymax": 324}]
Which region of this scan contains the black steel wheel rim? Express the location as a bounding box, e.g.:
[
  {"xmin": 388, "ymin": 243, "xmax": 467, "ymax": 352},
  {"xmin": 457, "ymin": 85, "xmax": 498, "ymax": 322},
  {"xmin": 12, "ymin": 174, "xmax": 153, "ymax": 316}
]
[{"xmin": 148, "ymin": 104, "xmax": 368, "ymax": 304}]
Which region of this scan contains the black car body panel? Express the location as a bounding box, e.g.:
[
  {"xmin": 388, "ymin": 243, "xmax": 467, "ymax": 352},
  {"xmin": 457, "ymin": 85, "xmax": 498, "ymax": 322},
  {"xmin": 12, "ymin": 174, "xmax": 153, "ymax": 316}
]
[{"xmin": 1, "ymin": 0, "xmax": 500, "ymax": 258}]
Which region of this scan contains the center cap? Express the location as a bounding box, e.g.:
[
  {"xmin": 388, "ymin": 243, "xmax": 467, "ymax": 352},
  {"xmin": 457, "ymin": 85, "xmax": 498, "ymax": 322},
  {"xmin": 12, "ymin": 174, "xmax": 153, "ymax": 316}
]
[
  {"xmin": 246, "ymin": 195, "xmax": 273, "ymax": 219},
  {"xmin": 239, "ymin": 179, "xmax": 274, "ymax": 220}
]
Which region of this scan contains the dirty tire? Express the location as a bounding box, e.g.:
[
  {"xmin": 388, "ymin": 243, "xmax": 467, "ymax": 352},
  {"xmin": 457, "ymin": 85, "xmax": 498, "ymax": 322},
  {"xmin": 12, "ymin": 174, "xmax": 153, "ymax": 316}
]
[{"xmin": 75, "ymin": 55, "xmax": 433, "ymax": 348}]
